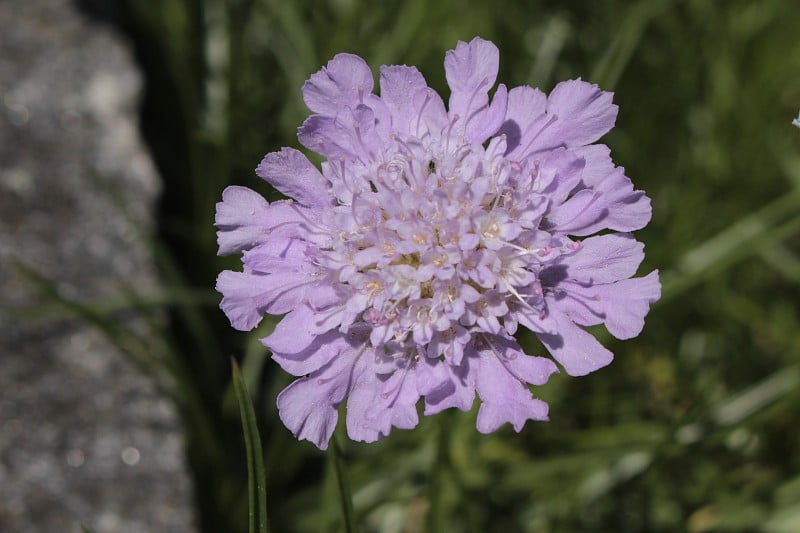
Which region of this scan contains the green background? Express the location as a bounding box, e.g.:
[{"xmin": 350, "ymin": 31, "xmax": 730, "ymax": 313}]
[{"xmin": 59, "ymin": 0, "xmax": 800, "ymax": 531}]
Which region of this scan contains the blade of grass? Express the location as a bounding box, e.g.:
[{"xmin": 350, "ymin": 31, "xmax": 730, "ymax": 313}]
[
  {"xmin": 0, "ymin": 287, "xmax": 217, "ymax": 323},
  {"xmin": 661, "ymin": 191, "xmax": 800, "ymax": 301},
  {"xmin": 12, "ymin": 259, "xmax": 173, "ymax": 395},
  {"xmin": 331, "ymin": 431, "xmax": 357, "ymax": 533},
  {"xmin": 232, "ymin": 358, "xmax": 269, "ymax": 533},
  {"xmin": 14, "ymin": 259, "xmax": 226, "ymax": 469},
  {"xmin": 712, "ymin": 365, "xmax": 800, "ymax": 427},
  {"xmin": 590, "ymin": 0, "xmax": 671, "ymax": 88},
  {"xmin": 759, "ymin": 244, "xmax": 800, "ymax": 285}
]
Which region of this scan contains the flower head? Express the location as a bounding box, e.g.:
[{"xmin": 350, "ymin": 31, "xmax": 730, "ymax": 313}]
[{"xmin": 216, "ymin": 37, "xmax": 660, "ymax": 449}]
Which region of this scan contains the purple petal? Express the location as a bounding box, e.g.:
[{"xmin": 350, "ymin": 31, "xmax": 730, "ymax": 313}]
[
  {"xmin": 298, "ymin": 105, "xmax": 381, "ymax": 162},
  {"xmin": 475, "ymin": 338, "xmax": 550, "ymax": 433},
  {"xmin": 499, "ymin": 85, "xmax": 547, "ymax": 156},
  {"xmin": 216, "ymin": 270, "xmax": 313, "ymax": 330},
  {"xmin": 276, "ymin": 342, "xmax": 362, "ymax": 450},
  {"xmin": 256, "ymin": 148, "xmax": 331, "ymax": 207},
  {"xmin": 415, "ymin": 355, "xmax": 452, "ymax": 397},
  {"xmin": 242, "ymin": 238, "xmax": 311, "ymax": 275},
  {"xmin": 544, "ymin": 233, "xmax": 645, "ymax": 285},
  {"xmin": 553, "ymin": 271, "xmax": 661, "ymax": 340},
  {"xmin": 482, "ymin": 335, "xmax": 558, "ymax": 385},
  {"xmin": 536, "ymin": 305, "xmax": 613, "ymax": 376},
  {"xmin": 547, "ymin": 146, "xmax": 652, "ymax": 235},
  {"xmin": 412, "ymin": 87, "xmax": 449, "ymax": 139},
  {"xmin": 444, "ymin": 37, "xmax": 499, "ymax": 132},
  {"xmin": 215, "ymin": 187, "xmax": 325, "ymax": 255},
  {"xmin": 346, "ymin": 359, "xmax": 420, "ymax": 443},
  {"xmin": 423, "ymin": 357, "xmax": 475, "ymax": 414},
  {"xmin": 302, "ymin": 53, "xmax": 373, "ymax": 116},
  {"xmin": 268, "ymin": 328, "xmax": 353, "ymax": 377},
  {"xmin": 514, "ymin": 304, "xmax": 559, "ymax": 336},
  {"xmin": 468, "ymin": 83, "xmax": 508, "ymax": 144},
  {"xmin": 262, "ymin": 305, "xmax": 318, "ymax": 357},
  {"xmin": 528, "ymin": 79, "xmax": 618, "ymax": 153},
  {"xmin": 379, "ymin": 65, "xmax": 429, "ymax": 136},
  {"xmin": 573, "ymin": 144, "xmax": 615, "ymax": 186},
  {"xmin": 548, "ymin": 187, "xmax": 650, "ymax": 237},
  {"xmin": 307, "ymin": 304, "xmax": 347, "ymax": 335},
  {"xmin": 538, "ymin": 148, "xmax": 586, "ymax": 204},
  {"xmin": 215, "ymin": 187, "xmax": 285, "ymax": 255},
  {"xmin": 582, "ymin": 167, "xmax": 652, "ymax": 234},
  {"xmin": 546, "ymin": 188, "xmax": 607, "ymax": 234}
]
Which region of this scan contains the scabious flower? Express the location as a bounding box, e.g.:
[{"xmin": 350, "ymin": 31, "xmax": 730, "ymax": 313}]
[{"xmin": 216, "ymin": 37, "xmax": 660, "ymax": 449}]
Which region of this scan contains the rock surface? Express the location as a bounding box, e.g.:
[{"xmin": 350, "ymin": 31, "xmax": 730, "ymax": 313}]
[{"xmin": 0, "ymin": 1, "xmax": 194, "ymax": 531}]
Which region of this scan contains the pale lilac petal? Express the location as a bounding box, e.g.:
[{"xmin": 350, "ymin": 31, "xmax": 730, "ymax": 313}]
[
  {"xmin": 298, "ymin": 114, "xmax": 355, "ymax": 159},
  {"xmin": 307, "ymin": 304, "xmax": 347, "ymax": 335},
  {"xmin": 256, "ymin": 148, "xmax": 332, "ymax": 207},
  {"xmin": 298, "ymin": 105, "xmax": 381, "ymax": 162},
  {"xmin": 276, "ymin": 344, "xmax": 358, "ymax": 450},
  {"xmin": 445, "ymin": 38, "xmax": 499, "ymax": 119},
  {"xmin": 573, "ymin": 144, "xmax": 615, "ymax": 186},
  {"xmin": 514, "ymin": 305, "xmax": 559, "ymax": 336},
  {"xmin": 379, "ymin": 65, "xmax": 429, "ymax": 135},
  {"xmin": 268, "ymin": 328, "xmax": 352, "ymax": 377},
  {"xmin": 302, "ymin": 53, "xmax": 374, "ymax": 116},
  {"xmin": 526, "ymin": 79, "xmax": 618, "ymax": 153},
  {"xmin": 581, "ymin": 167, "xmax": 651, "ymax": 234},
  {"xmin": 216, "ymin": 187, "xmax": 328, "ymax": 255},
  {"xmin": 262, "ymin": 305, "xmax": 318, "ymax": 357},
  {"xmin": 499, "ymin": 85, "xmax": 547, "ymax": 156},
  {"xmin": 475, "ymin": 339, "xmax": 550, "ymax": 433},
  {"xmin": 548, "ymin": 168, "xmax": 652, "ymax": 236},
  {"xmin": 216, "ymin": 270, "xmax": 312, "ymax": 330},
  {"xmin": 444, "ymin": 37, "xmax": 500, "ymax": 107},
  {"xmin": 346, "ymin": 359, "xmax": 420, "ymax": 443},
  {"xmin": 553, "ymin": 271, "xmax": 661, "ymax": 340},
  {"xmin": 538, "ymin": 148, "xmax": 586, "ymax": 204},
  {"xmin": 215, "ymin": 187, "xmax": 270, "ymax": 255},
  {"xmin": 549, "ymin": 146, "xmax": 652, "ymax": 235},
  {"xmin": 364, "ymin": 93, "xmax": 393, "ymax": 144},
  {"xmin": 536, "ymin": 305, "xmax": 613, "ymax": 376},
  {"xmin": 306, "ymin": 284, "xmax": 344, "ymax": 311},
  {"xmin": 423, "ymin": 358, "xmax": 475, "ymax": 414},
  {"xmin": 412, "ymin": 87, "xmax": 449, "ymax": 138},
  {"xmin": 468, "ymin": 83, "xmax": 508, "ymax": 144},
  {"xmin": 546, "ymin": 188, "xmax": 606, "ymax": 234},
  {"xmin": 242, "ymin": 238, "xmax": 312, "ymax": 275},
  {"xmin": 415, "ymin": 355, "xmax": 452, "ymax": 397},
  {"xmin": 482, "ymin": 335, "xmax": 559, "ymax": 385},
  {"xmin": 543, "ymin": 233, "xmax": 644, "ymax": 285}
]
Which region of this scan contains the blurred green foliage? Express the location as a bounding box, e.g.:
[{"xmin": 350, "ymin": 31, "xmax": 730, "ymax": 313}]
[{"xmin": 66, "ymin": 0, "xmax": 800, "ymax": 531}]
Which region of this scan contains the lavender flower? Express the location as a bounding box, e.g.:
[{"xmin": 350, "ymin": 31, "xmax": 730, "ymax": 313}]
[{"xmin": 216, "ymin": 37, "xmax": 660, "ymax": 449}]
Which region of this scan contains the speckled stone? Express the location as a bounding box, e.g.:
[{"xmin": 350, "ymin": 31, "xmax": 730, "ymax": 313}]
[{"xmin": 0, "ymin": 1, "xmax": 194, "ymax": 531}]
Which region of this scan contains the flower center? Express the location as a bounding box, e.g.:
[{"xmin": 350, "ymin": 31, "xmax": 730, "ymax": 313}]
[{"xmin": 318, "ymin": 138, "xmax": 562, "ymax": 351}]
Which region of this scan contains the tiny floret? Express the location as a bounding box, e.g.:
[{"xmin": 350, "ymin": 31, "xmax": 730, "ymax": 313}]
[{"xmin": 216, "ymin": 37, "xmax": 660, "ymax": 449}]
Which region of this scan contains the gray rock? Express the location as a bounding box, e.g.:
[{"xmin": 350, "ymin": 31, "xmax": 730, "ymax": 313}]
[{"xmin": 0, "ymin": 0, "xmax": 194, "ymax": 531}]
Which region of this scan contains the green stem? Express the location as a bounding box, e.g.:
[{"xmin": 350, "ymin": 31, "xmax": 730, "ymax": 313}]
[
  {"xmin": 331, "ymin": 433, "xmax": 358, "ymax": 533},
  {"xmin": 426, "ymin": 413, "xmax": 451, "ymax": 532}
]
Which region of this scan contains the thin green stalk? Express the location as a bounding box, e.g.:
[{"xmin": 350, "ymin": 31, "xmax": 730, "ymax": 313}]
[
  {"xmin": 331, "ymin": 433, "xmax": 358, "ymax": 533},
  {"xmin": 426, "ymin": 414, "xmax": 451, "ymax": 533},
  {"xmin": 232, "ymin": 359, "xmax": 269, "ymax": 533}
]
